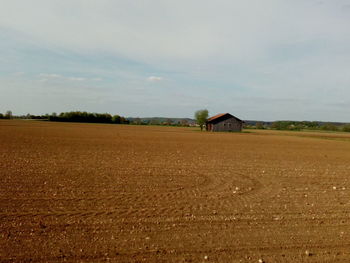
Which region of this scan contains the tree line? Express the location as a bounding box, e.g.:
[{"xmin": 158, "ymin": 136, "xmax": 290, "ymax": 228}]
[
  {"xmin": 246, "ymin": 120, "xmax": 350, "ymax": 132},
  {"xmin": 0, "ymin": 111, "xmax": 13, "ymax": 119},
  {"xmin": 128, "ymin": 117, "xmax": 194, "ymax": 126},
  {"xmin": 0, "ymin": 111, "xmax": 129, "ymax": 124},
  {"xmin": 2, "ymin": 109, "xmax": 350, "ymax": 132},
  {"xmin": 48, "ymin": 111, "xmax": 129, "ymax": 124}
]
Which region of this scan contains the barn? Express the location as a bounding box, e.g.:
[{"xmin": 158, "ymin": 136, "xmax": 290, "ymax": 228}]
[{"xmin": 206, "ymin": 113, "xmax": 244, "ymax": 132}]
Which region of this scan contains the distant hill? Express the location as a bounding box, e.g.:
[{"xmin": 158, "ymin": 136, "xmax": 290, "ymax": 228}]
[
  {"xmin": 127, "ymin": 117, "xmax": 196, "ymax": 126},
  {"xmin": 244, "ymin": 120, "xmax": 274, "ymax": 126},
  {"xmin": 244, "ymin": 120, "xmax": 349, "ymax": 127}
]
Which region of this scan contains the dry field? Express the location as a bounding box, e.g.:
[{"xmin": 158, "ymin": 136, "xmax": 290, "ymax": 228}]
[{"xmin": 1, "ymin": 120, "xmax": 350, "ymax": 263}]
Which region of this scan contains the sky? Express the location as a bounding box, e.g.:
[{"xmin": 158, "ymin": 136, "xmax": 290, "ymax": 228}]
[{"xmin": 0, "ymin": 0, "xmax": 350, "ymax": 121}]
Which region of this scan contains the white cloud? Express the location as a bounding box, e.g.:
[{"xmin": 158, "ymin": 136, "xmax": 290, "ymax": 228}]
[
  {"xmin": 13, "ymin": 71, "xmax": 25, "ymax": 76},
  {"xmin": 147, "ymin": 76, "xmax": 163, "ymax": 82},
  {"xmin": 39, "ymin": 73, "xmax": 61, "ymax": 78},
  {"xmin": 37, "ymin": 73, "xmax": 87, "ymax": 82},
  {"xmin": 68, "ymin": 77, "xmax": 85, "ymax": 81}
]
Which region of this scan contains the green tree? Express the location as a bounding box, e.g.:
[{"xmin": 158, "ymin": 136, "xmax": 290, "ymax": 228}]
[
  {"xmin": 342, "ymin": 124, "xmax": 350, "ymax": 132},
  {"xmin": 120, "ymin": 117, "xmax": 129, "ymax": 124},
  {"xmin": 195, "ymin": 109, "xmax": 209, "ymax": 131},
  {"xmin": 112, "ymin": 115, "xmax": 121, "ymax": 124},
  {"xmin": 321, "ymin": 123, "xmax": 338, "ymax": 131}
]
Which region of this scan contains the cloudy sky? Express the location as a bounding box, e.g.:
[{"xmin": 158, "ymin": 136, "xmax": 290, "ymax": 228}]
[{"xmin": 1, "ymin": 0, "xmax": 350, "ymax": 121}]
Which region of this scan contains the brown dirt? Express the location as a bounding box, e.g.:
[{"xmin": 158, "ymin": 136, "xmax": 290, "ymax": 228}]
[{"xmin": 1, "ymin": 120, "xmax": 350, "ymax": 262}]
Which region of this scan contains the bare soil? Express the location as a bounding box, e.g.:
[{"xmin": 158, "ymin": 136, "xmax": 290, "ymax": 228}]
[{"xmin": 1, "ymin": 120, "xmax": 350, "ymax": 262}]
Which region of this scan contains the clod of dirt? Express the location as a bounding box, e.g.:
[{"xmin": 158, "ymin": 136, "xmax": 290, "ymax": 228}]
[{"xmin": 305, "ymin": 250, "xmax": 312, "ymax": 256}]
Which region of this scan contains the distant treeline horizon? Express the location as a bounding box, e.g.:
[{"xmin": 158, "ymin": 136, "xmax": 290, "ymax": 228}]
[
  {"xmin": 1, "ymin": 110, "xmax": 350, "ymax": 132},
  {"xmin": 244, "ymin": 120, "xmax": 350, "ymax": 132},
  {"xmin": 0, "ymin": 110, "xmax": 129, "ymax": 124}
]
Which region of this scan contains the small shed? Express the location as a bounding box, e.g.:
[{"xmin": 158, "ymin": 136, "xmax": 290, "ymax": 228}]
[{"xmin": 206, "ymin": 113, "xmax": 244, "ymax": 132}]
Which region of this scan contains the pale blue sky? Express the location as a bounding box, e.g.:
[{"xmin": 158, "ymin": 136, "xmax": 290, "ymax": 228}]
[{"xmin": 1, "ymin": 0, "xmax": 350, "ymax": 121}]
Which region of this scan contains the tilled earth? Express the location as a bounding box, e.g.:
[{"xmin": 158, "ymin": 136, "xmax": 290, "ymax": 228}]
[{"xmin": 1, "ymin": 120, "xmax": 350, "ymax": 262}]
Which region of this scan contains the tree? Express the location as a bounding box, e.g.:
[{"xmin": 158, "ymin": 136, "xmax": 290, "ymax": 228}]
[
  {"xmin": 133, "ymin": 118, "xmax": 141, "ymax": 125},
  {"xmin": 180, "ymin": 119, "xmax": 189, "ymax": 127},
  {"xmin": 321, "ymin": 123, "xmax": 338, "ymax": 131},
  {"xmin": 112, "ymin": 115, "xmax": 121, "ymax": 124},
  {"xmin": 5, "ymin": 110, "xmax": 12, "ymax": 119},
  {"xmin": 120, "ymin": 117, "xmax": 129, "ymax": 124},
  {"xmin": 256, "ymin": 122, "xmax": 264, "ymax": 129},
  {"xmin": 195, "ymin": 109, "xmax": 209, "ymax": 131},
  {"xmin": 149, "ymin": 119, "xmax": 160, "ymax": 125},
  {"xmin": 342, "ymin": 124, "xmax": 350, "ymax": 132},
  {"xmin": 165, "ymin": 118, "xmax": 173, "ymax": 125}
]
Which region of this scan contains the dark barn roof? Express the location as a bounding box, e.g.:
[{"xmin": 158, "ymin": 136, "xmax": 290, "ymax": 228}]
[{"xmin": 207, "ymin": 113, "xmax": 243, "ymax": 123}]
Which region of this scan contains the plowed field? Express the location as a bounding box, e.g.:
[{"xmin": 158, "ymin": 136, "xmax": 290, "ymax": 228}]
[{"xmin": 1, "ymin": 120, "xmax": 350, "ymax": 262}]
